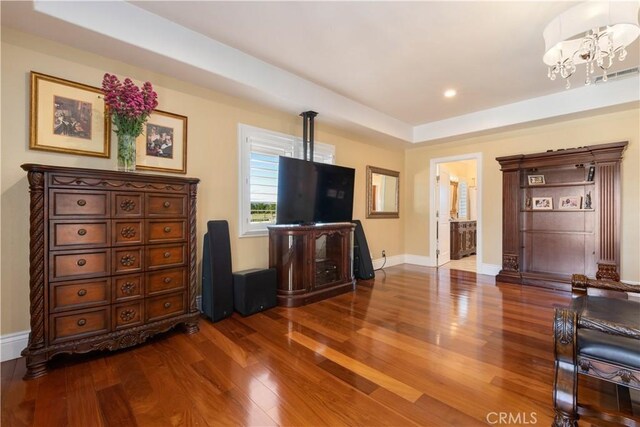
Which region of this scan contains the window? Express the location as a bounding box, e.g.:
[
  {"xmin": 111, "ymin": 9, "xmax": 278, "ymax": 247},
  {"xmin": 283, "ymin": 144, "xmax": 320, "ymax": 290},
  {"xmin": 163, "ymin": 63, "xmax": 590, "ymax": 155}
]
[
  {"xmin": 238, "ymin": 124, "xmax": 335, "ymax": 237},
  {"xmin": 458, "ymin": 180, "xmax": 468, "ymax": 220}
]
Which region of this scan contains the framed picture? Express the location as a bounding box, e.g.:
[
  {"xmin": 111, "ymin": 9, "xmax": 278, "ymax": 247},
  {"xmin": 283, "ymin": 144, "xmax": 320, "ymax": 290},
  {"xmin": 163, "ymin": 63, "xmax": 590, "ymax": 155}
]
[
  {"xmin": 532, "ymin": 197, "xmax": 553, "ymax": 210},
  {"xmin": 528, "ymin": 175, "xmax": 545, "ymax": 185},
  {"xmin": 559, "ymin": 196, "xmax": 582, "ymax": 210},
  {"xmin": 30, "ymin": 71, "xmax": 110, "ymax": 157},
  {"xmin": 135, "ymin": 110, "xmax": 187, "ymax": 174}
]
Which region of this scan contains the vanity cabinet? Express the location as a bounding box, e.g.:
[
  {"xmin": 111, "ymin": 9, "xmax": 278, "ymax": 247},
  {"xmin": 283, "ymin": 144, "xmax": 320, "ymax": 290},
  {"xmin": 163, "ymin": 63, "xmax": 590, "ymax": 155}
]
[{"xmin": 450, "ymin": 220, "xmax": 476, "ymax": 260}]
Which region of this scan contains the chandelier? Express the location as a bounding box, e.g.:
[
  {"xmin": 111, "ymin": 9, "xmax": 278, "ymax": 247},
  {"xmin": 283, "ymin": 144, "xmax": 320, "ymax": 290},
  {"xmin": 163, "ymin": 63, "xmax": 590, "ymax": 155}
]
[{"xmin": 543, "ymin": 2, "xmax": 640, "ymax": 89}]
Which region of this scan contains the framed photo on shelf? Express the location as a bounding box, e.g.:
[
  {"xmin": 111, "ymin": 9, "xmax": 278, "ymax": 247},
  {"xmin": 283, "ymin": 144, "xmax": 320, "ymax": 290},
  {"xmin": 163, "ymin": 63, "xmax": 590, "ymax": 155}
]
[
  {"xmin": 135, "ymin": 110, "xmax": 187, "ymax": 174},
  {"xmin": 559, "ymin": 196, "xmax": 582, "ymax": 210},
  {"xmin": 532, "ymin": 197, "xmax": 553, "ymax": 210},
  {"xmin": 30, "ymin": 71, "xmax": 110, "ymax": 157},
  {"xmin": 528, "ymin": 175, "xmax": 545, "ymax": 185}
]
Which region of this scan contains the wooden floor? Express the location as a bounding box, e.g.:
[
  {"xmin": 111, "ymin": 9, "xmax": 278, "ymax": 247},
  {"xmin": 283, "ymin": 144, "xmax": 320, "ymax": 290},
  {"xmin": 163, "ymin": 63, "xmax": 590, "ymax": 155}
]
[{"xmin": 1, "ymin": 265, "xmax": 633, "ymax": 426}]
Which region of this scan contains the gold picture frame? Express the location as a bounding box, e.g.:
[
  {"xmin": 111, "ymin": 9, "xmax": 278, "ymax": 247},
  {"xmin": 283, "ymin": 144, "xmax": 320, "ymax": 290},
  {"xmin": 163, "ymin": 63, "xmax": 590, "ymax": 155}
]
[
  {"xmin": 135, "ymin": 110, "xmax": 187, "ymax": 174},
  {"xmin": 30, "ymin": 71, "xmax": 110, "ymax": 157}
]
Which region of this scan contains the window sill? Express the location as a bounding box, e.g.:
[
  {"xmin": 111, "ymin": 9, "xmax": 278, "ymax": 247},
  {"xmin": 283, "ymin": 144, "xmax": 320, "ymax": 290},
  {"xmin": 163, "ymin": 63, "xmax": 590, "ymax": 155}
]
[{"xmin": 239, "ymin": 229, "xmax": 269, "ymax": 238}]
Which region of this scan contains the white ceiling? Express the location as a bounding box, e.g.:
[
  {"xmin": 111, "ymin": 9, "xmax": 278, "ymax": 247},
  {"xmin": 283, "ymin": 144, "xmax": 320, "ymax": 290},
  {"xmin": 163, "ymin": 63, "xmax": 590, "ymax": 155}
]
[{"xmin": 2, "ymin": 1, "xmax": 639, "ymax": 144}]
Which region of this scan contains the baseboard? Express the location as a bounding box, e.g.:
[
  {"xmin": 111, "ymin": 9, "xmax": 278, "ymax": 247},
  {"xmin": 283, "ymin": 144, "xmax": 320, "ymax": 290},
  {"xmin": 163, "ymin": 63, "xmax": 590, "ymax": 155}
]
[
  {"xmin": 621, "ymin": 279, "xmax": 639, "ymax": 286},
  {"xmin": 403, "ymin": 254, "xmax": 435, "ymax": 267},
  {"xmin": 372, "ymin": 254, "xmax": 405, "ymax": 270},
  {"xmin": 1, "ymin": 330, "xmax": 29, "ymax": 362},
  {"xmin": 478, "ymin": 263, "xmax": 501, "ymax": 276}
]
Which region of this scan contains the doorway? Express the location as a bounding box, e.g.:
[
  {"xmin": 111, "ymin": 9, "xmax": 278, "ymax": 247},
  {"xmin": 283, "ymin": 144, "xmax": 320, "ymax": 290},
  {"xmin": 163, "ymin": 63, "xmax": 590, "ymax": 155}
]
[{"xmin": 430, "ymin": 153, "xmax": 482, "ymax": 273}]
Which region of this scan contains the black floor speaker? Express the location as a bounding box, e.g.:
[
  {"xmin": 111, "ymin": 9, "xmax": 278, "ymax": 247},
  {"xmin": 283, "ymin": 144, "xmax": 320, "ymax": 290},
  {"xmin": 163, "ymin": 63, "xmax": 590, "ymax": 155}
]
[
  {"xmin": 353, "ymin": 220, "xmax": 375, "ymax": 280},
  {"xmin": 233, "ymin": 268, "xmax": 277, "ymax": 316},
  {"xmin": 201, "ymin": 220, "xmax": 234, "ymax": 322}
]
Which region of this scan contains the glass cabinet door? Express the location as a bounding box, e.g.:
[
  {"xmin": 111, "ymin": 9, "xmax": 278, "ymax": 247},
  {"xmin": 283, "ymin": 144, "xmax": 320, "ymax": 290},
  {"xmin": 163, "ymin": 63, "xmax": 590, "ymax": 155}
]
[{"xmin": 314, "ymin": 231, "xmax": 346, "ymax": 288}]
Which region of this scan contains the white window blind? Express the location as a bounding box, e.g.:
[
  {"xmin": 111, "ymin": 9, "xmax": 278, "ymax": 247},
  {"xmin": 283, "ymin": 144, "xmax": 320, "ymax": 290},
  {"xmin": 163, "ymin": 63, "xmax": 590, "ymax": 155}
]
[{"xmin": 238, "ymin": 124, "xmax": 335, "ymax": 237}]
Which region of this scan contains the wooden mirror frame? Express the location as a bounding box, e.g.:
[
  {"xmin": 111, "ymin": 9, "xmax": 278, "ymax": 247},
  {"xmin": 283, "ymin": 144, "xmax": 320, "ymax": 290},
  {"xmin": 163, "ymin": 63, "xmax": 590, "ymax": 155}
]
[{"xmin": 366, "ymin": 166, "xmax": 400, "ymax": 219}]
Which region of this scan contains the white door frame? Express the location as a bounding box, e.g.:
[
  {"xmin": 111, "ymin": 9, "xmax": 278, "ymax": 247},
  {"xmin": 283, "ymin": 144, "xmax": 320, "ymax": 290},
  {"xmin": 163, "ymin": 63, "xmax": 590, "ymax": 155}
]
[{"xmin": 429, "ymin": 152, "xmax": 483, "ymax": 273}]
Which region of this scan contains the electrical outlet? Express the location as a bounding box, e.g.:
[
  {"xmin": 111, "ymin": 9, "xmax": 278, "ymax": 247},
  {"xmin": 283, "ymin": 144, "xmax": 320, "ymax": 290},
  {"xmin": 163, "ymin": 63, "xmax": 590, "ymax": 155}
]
[{"xmin": 382, "ymin": 250, "xmax": 386, "ymax": 257}]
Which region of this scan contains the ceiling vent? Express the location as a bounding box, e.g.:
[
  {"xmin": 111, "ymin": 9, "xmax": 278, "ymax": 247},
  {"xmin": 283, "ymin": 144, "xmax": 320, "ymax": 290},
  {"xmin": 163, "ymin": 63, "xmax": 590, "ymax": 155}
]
[{"xmin": 594, "ymin": 67, "xmax": 639, "ymax": 84}]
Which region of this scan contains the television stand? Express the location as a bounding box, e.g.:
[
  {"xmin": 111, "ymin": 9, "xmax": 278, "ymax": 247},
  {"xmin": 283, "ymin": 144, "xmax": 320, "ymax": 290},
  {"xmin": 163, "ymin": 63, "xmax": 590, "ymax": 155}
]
[{"xmin": 268, "ymin": 223, "xmax": 356, "ymax": 307}]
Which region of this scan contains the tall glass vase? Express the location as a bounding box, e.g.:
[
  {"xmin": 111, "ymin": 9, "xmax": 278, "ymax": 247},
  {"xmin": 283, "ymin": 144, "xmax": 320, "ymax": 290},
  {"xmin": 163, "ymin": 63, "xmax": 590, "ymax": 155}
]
[{"xmin": 117, "ymin": 133, "xmax": 137, "ymax": 172}]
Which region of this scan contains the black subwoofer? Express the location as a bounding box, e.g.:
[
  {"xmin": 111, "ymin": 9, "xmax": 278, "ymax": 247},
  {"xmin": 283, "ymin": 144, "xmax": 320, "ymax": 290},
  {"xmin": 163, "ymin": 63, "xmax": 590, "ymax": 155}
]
[{"xmin": 233, "ymin": 268, "xmax": 277, "ymax": 316}]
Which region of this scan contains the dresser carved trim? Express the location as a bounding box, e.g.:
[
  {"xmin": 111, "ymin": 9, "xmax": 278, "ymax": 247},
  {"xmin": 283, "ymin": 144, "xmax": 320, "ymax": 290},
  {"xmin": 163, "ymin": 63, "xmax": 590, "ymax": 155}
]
[{"xmin": 21, "ymin": 164, "xmax": 200, "ymax": 379}]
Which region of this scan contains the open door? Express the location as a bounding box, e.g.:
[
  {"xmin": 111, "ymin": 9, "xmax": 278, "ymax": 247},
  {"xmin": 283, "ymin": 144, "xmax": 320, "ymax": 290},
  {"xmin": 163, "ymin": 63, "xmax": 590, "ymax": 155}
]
[{"xmin": 436, "ymin": 170, "xmax": 451, "ymax": 266}]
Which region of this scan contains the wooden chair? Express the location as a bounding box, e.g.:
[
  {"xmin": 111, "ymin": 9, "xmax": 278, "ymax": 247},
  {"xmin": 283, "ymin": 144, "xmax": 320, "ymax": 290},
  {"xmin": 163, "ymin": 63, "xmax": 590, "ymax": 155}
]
[{"xmin": 553, "ymin": 274, "xmax": 640, "ymax": 426}]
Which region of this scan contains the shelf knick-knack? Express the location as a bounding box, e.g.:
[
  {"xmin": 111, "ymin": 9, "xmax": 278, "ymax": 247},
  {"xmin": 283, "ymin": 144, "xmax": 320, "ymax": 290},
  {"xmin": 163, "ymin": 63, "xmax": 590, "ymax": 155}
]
[{"xmin": 584, "ymin": 191, "xmax": 592, "ymax": 209}]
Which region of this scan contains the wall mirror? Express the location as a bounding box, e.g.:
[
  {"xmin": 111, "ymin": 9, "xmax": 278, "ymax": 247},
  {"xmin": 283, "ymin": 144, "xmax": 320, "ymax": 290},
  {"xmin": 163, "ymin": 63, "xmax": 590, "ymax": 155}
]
[{"xmin": 366, "ymin": 166, "xmax": 400, "ymax": 218}]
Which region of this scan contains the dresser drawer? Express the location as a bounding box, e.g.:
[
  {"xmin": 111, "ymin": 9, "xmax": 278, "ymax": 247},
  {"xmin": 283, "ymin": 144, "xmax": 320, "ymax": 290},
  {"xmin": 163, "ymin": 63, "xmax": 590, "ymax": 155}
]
[
  {"xmin": 146, "ymin": 194, "xmax": 187, "ymax": 217},
  {"xmin": 112, "ymin": 247, "xmax": 143, "ymax": 274},
  {"xmin": 113, "ymin": 274, "xmax": 144, "ymax": 302},
  {"xmin": 51, "ymin": 220, "xmax": 110, "ymax": 250},
  {"xmin": 50, "ymin": 250, "xmax": 110, "ymax": 282},
  {"xmin": 147, "ymin": 244, "xmax": 186, "ymax": 269},
  {"xmin": 50, "ymin": 190, "xmax": 109, "ymax": 218},
  {"xmin": 146, "ymin": 292, "xmax": 186, "ymax": 322},
  {"xmin": 50, "ymin": 307, "xmax": 110, "ymax": 343},
  {"xmin": 113, "ymin": 193, "xmax": 143, "ymax": 217},
  {"xmin": 49, "ymin": 278, "xmax": 110, "ymax": 313},
  {"xmin": 112, "ymin": 220, "xmax": 144, "ymax": 246},
  {"xmin": 113, "ymin": 302, "xmax": 144, "ymax": 330},
  {"xmin": 146, "ymin": 267, "xmax": 186, "ymax": 295},
  {"xmin": 146, "ymin": 220, "xmax": 186, "ymax": 244}
]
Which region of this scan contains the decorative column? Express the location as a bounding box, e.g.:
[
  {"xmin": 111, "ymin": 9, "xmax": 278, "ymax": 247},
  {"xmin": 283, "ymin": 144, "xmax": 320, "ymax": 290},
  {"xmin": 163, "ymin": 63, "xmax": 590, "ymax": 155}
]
[{"xmin": 595, "ymin": 162, "xmax": 620, "ymax": 281}]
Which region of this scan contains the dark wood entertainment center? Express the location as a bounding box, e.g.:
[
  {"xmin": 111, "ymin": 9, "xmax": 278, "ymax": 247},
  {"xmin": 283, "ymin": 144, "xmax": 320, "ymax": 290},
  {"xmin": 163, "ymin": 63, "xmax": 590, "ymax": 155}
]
[
  {"xmin": 268, "ymin": 222, "xmax": 356, "ymax": 307},
  {"xmin": 495, "ymin": 141, "xmax": 627, "ymax": 290}
]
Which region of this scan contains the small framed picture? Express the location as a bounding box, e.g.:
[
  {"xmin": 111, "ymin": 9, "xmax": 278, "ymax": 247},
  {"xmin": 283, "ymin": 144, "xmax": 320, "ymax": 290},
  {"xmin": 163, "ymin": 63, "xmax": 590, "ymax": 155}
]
[
  {"xmin": 532, "ymin": 197, "xmax": 553, "ymax": 210},
  {"xmin": 559, "ymin": 196, "xmax": 582, "ymax": 210},
  {"xmin": 29, "ymin": 71, "xmax": 110, "ymax": 157},
  {"xmin": 135, "ymin": 110, "xmax": 187, "ymax": 174},
  {"xmin": 528, "ymin": 175, "xmax": 546, "ymax": 185}
]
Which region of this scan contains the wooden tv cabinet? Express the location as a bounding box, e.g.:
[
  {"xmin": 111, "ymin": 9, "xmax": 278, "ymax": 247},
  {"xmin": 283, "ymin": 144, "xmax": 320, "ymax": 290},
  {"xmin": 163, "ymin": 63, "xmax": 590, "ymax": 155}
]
[{"xmin": 268, "ymin": 223, "xmax": 356, "ymax": 307}]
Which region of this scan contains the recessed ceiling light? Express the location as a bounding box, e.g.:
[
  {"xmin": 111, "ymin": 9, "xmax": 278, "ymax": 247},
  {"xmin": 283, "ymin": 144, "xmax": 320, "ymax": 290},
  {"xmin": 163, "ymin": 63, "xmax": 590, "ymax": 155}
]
[{"xmin": 444, "ymin": 89, "xmax": 457, "ymax": 98}]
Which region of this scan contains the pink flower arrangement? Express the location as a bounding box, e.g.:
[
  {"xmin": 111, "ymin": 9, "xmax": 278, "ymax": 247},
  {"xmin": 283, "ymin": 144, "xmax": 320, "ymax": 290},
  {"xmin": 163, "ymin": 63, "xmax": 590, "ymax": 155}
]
[{"xmin": 102, "ymin": 73, "xmax": 158, "ymax": 137}]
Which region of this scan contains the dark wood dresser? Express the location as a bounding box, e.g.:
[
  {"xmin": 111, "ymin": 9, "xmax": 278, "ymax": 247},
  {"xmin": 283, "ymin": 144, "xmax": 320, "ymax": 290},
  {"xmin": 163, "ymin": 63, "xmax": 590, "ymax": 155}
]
[
  {"xmin": 20, "ymin": 164, "xmax": 200, "ymax": 379},
  {"xmin": 450, "ymin": 220, "xmax": 476, "ymax": 260}
]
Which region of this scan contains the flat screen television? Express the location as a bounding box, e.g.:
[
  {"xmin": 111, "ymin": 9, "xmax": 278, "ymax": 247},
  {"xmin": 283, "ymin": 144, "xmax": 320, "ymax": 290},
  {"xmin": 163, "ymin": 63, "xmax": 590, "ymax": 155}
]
[{"xmin": 276, "ymin": 156, "xmax": 355, "ymax": 225}]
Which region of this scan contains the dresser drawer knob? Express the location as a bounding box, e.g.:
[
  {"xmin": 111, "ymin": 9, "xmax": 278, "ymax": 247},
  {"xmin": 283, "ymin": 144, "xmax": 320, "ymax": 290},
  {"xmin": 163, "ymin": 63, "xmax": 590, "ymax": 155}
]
[
  {"xmin": 77, "ymin": 289, "xmax": 87, "ymax": 297},
  {"xmin": 120, "ymin": 255, "xmax": 136, "ymax": 266},
  {"xmin": 77, "ymin": 259, "xmax": 86, "ymax": 267},
  {"xmin": 77, "ymin": 229, "xmax": 87, "ymax": 236},
  {"xmin": 163, "ymin": 277, "xmax": 172, "ymax": 284},
  {"xmin": 121, "ymin": 282, "xmax": 136, "ymax": 295},
  {"xmin": 164, "ymin": 226, "xmax": 172, "ymax": 233},
  {"xmin": 163, "ymin": 201, "xmax": 171, "ymax": 208},
  {"xmin": 164, "ymin": 302, "xmax": 172, "ymax": 309},
  {"xmin": 163, "ymin": 252, "xmax": 171, "ymax": 258},
  {"xmin": 77, "ymin": 199, "xmax": 87, "ymax": 207},
  {"xmin": 77, "ymin": 318, "xmax": 86, "ymax": 326}
]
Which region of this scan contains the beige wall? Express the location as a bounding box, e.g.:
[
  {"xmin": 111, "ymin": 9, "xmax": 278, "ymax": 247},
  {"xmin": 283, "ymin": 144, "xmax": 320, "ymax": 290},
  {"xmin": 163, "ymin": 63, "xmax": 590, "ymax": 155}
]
[
  {"xmin": 0, "ymin": 30, "xmax": 405, "ymax": 334},
  {"xmin": 404, "ymin": 107, "xmax": 640, "ymax": 282}
]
